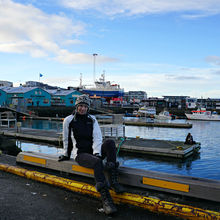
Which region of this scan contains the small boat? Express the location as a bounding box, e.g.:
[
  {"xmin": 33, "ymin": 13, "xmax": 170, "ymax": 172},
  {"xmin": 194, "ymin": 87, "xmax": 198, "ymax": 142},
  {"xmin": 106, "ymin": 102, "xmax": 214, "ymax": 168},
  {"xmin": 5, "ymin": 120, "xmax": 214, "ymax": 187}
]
[
  {"xmin": 155, "ymin": 111, "xmax": 172, "ymax": 120},
  {"xmin": 185, "ymin": 108, "xmax": 220, "ymax": 121},
  {"xmin": 137, "ymin": 106, "xmax": 156, "ymax": 117},
  {"xmin": 132, "ymin": 110, "xmax": 139, "ymax": 116}
]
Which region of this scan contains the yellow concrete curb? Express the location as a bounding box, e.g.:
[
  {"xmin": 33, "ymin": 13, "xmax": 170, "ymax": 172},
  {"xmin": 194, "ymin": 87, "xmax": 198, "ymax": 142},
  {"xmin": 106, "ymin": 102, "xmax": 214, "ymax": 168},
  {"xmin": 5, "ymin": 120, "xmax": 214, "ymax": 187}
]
[{"xmin": 0, "ymin": 163, "xmax": 220, "ymax": 220}]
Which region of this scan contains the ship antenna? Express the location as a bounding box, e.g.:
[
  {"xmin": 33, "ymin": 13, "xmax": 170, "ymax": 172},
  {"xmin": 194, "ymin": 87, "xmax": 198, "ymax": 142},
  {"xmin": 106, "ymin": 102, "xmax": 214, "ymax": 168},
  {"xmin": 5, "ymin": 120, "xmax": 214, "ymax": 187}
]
[
  {"xmin": 80, "ymin": 73, "xmax": 82, "ymax": 87},
  {"xmin": 102, "ymin": 70, "xmax": 105, "ymax": 81},
  {"xmin": 93, "ymin": 53, "xmax": 98, "ymax": 83}
]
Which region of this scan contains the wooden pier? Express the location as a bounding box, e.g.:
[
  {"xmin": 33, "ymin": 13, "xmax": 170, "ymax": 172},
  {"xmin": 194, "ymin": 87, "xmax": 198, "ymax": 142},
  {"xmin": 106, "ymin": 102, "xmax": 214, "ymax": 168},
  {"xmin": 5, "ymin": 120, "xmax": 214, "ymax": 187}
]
[{"xmin": 0, "ymin": 127, "xmax": 200, "ymax": 158}]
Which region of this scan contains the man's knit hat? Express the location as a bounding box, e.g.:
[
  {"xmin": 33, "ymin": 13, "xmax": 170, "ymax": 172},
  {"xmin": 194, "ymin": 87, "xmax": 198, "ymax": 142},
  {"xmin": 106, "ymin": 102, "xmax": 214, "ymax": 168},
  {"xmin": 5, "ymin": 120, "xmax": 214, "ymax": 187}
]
[{"xmin": 75, "ymin": 94, "xmax": 90, "ymax": 107}]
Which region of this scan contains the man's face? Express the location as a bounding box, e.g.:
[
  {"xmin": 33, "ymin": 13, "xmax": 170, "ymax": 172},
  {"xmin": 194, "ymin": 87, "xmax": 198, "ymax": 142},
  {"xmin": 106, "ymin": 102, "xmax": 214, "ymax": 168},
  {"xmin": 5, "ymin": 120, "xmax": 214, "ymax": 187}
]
[{"xmin": 77, "ymin": 104, "xmax": 88, "ymax": 115}]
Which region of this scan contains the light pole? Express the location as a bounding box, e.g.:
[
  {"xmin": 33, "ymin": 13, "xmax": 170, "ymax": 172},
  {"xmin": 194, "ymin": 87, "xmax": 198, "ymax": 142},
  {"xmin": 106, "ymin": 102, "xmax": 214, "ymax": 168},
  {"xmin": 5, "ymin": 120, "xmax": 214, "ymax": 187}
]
[{"xmin": 93, "ymin": 53, "xmax": 98, "ymax": 83}]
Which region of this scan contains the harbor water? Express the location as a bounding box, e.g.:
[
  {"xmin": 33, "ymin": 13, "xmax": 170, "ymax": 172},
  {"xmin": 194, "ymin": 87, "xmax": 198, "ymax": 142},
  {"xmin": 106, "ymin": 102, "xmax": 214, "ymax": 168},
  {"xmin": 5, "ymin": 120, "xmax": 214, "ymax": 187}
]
[{"xmin": 18, "ymin": 118, "xmax": 220, "ymax": 181}]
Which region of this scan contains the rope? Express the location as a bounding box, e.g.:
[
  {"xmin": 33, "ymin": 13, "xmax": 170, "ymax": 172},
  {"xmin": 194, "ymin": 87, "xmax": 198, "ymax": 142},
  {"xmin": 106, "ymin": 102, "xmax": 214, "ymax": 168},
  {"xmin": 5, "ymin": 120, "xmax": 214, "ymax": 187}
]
[
  {"xmin": 116, "ymin": 137, "xmax": 125, "ymax": 156},
  {"xmin": 163, "ymin": 140, "xmax": 184, "ymax": 150}
]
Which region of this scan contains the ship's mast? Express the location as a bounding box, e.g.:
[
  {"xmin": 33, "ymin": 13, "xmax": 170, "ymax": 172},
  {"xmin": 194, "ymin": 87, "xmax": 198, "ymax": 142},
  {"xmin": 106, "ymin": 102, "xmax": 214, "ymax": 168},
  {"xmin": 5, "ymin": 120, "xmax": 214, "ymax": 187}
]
[{"xmin": 93, "ymin": 53, "xmax": 98, "ymax": 83}]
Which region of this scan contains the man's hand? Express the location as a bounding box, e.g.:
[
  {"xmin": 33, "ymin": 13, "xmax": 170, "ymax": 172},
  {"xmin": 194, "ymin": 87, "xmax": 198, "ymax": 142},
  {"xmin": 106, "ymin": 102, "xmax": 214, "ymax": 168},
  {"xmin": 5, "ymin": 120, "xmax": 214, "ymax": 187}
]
[{"xmin": 58, "ymin": 155, "xmax": 70, "ymax": 162}]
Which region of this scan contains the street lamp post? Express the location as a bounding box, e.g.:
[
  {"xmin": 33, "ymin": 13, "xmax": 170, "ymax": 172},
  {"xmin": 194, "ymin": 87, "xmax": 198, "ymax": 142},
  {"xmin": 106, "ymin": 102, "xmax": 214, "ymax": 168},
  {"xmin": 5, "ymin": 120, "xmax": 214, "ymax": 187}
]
[{"xmin": 93, "ymin": 53, "xmax": 98, "ymax": 83}]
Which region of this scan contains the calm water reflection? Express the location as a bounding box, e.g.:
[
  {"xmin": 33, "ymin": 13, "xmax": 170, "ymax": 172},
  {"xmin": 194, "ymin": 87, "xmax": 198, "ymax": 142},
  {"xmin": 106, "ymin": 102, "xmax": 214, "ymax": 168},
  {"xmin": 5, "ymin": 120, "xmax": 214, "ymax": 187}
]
[{"xmin": 18, "ymin": 119, "xmax": 220, "ymax": 180}]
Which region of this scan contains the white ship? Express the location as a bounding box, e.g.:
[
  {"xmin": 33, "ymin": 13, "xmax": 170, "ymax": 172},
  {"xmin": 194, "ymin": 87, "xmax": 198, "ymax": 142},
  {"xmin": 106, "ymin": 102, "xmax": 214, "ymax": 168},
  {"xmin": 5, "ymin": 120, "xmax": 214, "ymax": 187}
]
[
  {"xmin": 185, "ymin": 108, "xmax": 220, "ymax": 121},
  {"xmin": 82, "ymin": 74, "xmax": 124, "ymax": 98}
]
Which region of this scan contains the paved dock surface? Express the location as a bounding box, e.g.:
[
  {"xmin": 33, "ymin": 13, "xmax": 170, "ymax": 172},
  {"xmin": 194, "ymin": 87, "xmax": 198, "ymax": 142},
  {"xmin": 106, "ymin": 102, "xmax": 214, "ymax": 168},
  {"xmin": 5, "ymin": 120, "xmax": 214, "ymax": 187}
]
[{"xmin": 0, "ymin": 154, "xmax": 181, "ymax": 220}]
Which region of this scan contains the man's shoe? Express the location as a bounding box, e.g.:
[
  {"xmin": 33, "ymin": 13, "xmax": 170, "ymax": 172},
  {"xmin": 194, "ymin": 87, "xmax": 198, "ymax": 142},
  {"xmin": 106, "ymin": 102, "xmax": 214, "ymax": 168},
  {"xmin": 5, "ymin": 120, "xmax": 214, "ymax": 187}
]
[{"xmin": 96, "ymin": 182, "xmax": 117, "ymax": 215}]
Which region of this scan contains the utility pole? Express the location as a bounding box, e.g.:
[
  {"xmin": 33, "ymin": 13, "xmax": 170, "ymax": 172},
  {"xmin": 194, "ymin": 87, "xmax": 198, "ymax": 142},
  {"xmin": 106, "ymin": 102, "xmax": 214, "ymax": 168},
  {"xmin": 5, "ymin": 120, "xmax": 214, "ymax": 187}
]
[{"xmin": 93, "ymin": 53, "xmax": 98, "ymax": 83}]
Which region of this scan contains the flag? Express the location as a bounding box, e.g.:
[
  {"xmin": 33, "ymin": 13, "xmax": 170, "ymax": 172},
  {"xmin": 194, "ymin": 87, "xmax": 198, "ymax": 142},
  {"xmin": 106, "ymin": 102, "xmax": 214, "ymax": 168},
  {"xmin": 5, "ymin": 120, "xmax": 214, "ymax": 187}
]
[{"xmin": 39, "ymin": 73, "xmax": 43, "ymax": 77}]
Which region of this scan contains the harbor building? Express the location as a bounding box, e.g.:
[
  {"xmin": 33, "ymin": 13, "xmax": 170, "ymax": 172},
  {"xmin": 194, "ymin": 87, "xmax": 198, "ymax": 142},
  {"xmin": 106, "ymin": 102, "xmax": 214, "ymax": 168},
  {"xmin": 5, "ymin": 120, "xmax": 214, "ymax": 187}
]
[
  {"xmin": 163, "ymin": 96, "xmax": 189, "ymax": 109},
  {"xmin": 24, "ymin": 81, "xmax": 59, "ymax": 90},
  {"xmin": 0, "ymin": 81, "xmax": 13, "ymax": 87},
  {"xmin": 124, "ymin": 91, "xmax": 147, "ymax": 104},
  {"xmin": 197, "ymin": 98, "xmax": 220, "ymax": 110},
  {"xmin": 185, "ymin": 97, "xmax": 197, "ymax": 109},
  {"xmin": 46, "ymin": 89, "xmax": 82, "ymax": 106},
  {"xmin": 0, "ymin": 87, "xmax": 7, "ymax": 106},
  {"xmin": 141, "ymin": 97, "xmax": 166, "ymax": 108},
  {"xmin": 1, "ymin": 87, "xmax": 51, "ymax": 107}
]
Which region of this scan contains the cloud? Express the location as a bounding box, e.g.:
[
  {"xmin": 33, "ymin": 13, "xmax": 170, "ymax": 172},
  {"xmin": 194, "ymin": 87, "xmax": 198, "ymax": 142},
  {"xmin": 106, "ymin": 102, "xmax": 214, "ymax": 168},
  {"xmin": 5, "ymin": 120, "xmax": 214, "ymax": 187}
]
[
  {"xmin": 61, "ymin": 0, "xmax": 220, "ymax": 17},
  {"xmin": 0, "ymin": 0, "xmax": 116, "ymax": 64},
  {"xmin": 165, "ymin": 74, "xmax": 203, "ymax": 80},
  {"xmin": 96, "ymin": 63, "xmax": 220, "ymax": 97},
  {"xmin": 205, "ymin": 56, "xmax": 220, "ymax": 66},
  {"xmin": 62, "ymin": 39, "xmax": 84, "ymax": 45},
  {"xmin": 44, "ymin": 76, "xmax": 79, "ymax": 85},
  {"xmin": 53, "ymin": 50, "xmax": 119, "ymax": 64},
  {"xmin": 212, "ymin": 70, "xmax": 220, "ymax": 75},
  {"xmin": 117, "ymin": 73, "xmax": 220, "ymax": 97}
]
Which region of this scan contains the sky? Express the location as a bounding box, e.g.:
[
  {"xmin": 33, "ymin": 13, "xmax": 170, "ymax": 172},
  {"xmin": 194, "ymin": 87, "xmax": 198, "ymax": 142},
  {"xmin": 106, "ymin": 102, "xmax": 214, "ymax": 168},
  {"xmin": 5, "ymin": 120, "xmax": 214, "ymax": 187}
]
[{"xmin": 1, "ymin": 0, "xmax": 220, "ymax": 98}]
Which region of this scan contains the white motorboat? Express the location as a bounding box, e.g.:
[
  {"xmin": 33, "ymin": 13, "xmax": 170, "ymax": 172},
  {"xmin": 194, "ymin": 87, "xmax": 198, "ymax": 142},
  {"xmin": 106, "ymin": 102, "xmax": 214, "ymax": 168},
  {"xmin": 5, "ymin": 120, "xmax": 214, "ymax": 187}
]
[
  {"xmin": 185, "ymin": 108, "xmax": 220, "ymax": 121},
  {"xmin": 137, "ymin": 106, "xmax": 156, "ymax": 117},
  {"xmin": 155, "ymin": 111, "xmax": 172, "ymax": 120}
]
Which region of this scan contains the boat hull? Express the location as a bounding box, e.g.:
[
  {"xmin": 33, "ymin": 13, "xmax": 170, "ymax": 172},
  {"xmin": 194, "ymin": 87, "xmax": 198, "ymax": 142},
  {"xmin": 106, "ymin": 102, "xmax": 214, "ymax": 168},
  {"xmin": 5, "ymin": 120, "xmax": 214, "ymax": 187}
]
[
  {"xmin": 155, "ymin": 115, "xmax": 172, "ymax": 120},
  {"xmin": 185, "ymin": 113, "xmax": 220, "ymax": 121},
  {"xmin": 82, "ymin": 89, "xmax": 124, "ymax": 98}
]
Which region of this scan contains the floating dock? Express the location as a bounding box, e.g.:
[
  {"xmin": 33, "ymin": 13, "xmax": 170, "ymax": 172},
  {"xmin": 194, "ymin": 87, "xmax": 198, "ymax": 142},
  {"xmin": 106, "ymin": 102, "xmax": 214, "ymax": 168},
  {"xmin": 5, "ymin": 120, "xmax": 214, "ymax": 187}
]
[
  {"xmin": 0, "ymin": 127, "xmax": 200, "ymax": 158},
  {"xmin": 99, "ymin": 119, "xmax": 192, "ymax": 128},
  {"xmin": 115, "ymin": 137, "xmax": 201, "ymax": 158},
  {"xmin": 16, "ymin": 151, "xmax": 220, "ymax": 203}
]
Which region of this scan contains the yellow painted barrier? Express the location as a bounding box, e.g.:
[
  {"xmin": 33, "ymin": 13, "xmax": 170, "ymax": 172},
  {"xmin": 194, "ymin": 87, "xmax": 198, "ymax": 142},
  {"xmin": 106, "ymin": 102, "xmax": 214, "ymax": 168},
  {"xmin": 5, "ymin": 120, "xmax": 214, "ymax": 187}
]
[
  {"xmin": 143, "ymin": 177, "xmax": 189, "ymax": 192},
  {"xmin": 23, "ymin": 155, "xmax": 46, "ymax": 165},
  {"xmin": 72, "ymin": 165, "xmax": 94, "ymax": 175},
  {"xmin": 0, "ymin": 163, "xmax": 220, "ymax": 220}
]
